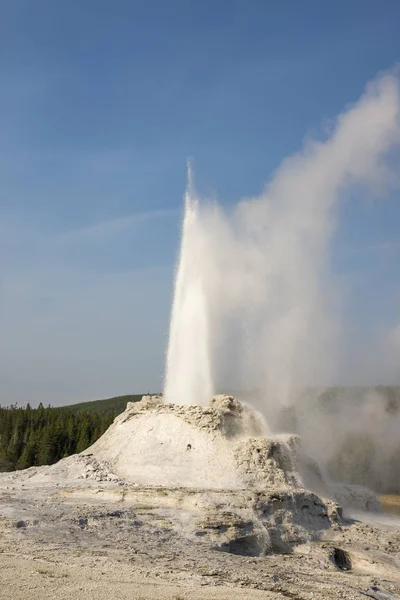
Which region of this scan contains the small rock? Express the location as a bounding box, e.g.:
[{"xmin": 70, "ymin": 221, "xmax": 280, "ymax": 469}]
[{"xmin": 14, "ymin": 520, "xmax": 27, "ymax": 528}]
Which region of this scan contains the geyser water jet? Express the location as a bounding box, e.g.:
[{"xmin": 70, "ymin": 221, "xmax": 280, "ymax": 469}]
[
  {"xmin": 164, "ymin": 71, "xmax": 400, "ymax": 419},
  {"xmin": 164, "ymin": 165, "xmax": 214, "ymax": 406}
]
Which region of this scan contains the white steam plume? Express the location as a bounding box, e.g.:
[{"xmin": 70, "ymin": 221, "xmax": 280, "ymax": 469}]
[{"xmin": 164, "ymin": 70, "xmax": 400, "ymax": 426}]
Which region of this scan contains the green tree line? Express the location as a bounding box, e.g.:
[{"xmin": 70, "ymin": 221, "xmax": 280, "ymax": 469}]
[{"xmin": 0, "ymin": 395, "xmax": 142, "ymax": 472}]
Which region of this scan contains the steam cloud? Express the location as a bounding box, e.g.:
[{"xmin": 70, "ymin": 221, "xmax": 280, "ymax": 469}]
[{"xmin": 164, "ymin": 70, "xmax": 400, "ymax": 490}]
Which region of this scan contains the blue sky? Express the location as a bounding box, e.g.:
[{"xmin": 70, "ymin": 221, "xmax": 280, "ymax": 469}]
[{"xmin": 1, "ymin": 0, "xmax": 400, "ymax": 405}]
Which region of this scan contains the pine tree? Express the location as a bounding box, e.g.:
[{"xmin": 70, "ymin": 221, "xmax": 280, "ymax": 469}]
[
  {"xmin": 37, "ymin": 426, "xmax": 57, "ymax": 466},
  {"xmin": 7, "ymin": 419, "xmax": 24, "ymax": 467},
  {"xmin": 16, "ymin": 435, "xmax": 37, "ymax": 470},
  {"xmin": 76, "ymin": 418, "xmax": 91, "ymax": 453}
]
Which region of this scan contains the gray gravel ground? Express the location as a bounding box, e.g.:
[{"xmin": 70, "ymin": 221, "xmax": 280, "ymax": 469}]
[{"xmin": 0, "ymin": 479, "xmax": 399, "ymax": 600}]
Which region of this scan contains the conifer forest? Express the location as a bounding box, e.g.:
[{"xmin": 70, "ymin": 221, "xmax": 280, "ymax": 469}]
[{"xmin": 0, "ymin": 395, "xmax": 142, "ymax": 471}]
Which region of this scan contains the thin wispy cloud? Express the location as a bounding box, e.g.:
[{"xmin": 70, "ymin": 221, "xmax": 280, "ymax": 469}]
[{"xmin": 55, "ymin": 208, "xmax": 177, "ymax": 244}]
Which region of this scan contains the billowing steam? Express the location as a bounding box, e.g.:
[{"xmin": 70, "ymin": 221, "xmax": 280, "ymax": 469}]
[{"xmin": 164, "ymin": 70, "xmax": 400, "ymax": 491}]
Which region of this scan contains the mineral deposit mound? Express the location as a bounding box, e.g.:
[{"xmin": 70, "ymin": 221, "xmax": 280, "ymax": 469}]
[{"xmin": 2, "ymin": 394, "xmax": 378, "ymax": 557}]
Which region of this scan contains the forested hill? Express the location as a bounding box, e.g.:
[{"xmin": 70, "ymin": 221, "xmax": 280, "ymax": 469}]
[
  {"xmin": 0, "ymin": 394, "xmax": 143, "ymax": 472},
  {"xmin": 62, "ymin": 394, "xmax": 143, "ymax": 415}
]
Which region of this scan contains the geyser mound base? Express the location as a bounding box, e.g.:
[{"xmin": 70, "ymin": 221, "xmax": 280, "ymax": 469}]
[
  {"xmin": 0, "ymin": 395, "xmax": 379, "ymax": 556},
  {"xmin": 86, "ymin": 393, "xmax": 300, "ymax": 489}
]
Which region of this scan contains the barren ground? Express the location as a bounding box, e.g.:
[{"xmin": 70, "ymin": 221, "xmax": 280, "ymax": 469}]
[{"xmin": 0, "ymin": 480, "xmax": 399, "ymax": 600}]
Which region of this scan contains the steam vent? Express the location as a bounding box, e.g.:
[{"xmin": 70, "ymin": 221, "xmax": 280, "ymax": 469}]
[{"xmin": 1, "ymin": 395, "xmax": 378, "ymax": 557}]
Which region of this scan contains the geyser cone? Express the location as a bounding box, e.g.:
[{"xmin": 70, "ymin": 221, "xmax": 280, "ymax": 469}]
[{"xmin": 164, "ymin": 169, "xmax": 214, "ymax": 405}]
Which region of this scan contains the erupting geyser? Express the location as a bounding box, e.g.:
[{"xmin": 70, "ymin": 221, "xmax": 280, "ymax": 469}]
[
  {"xmin": 164, "ymin": 71, "xmax": 400, "ymax": 424},
  {"xmin": 2, "ymin": 70, "xmax": 400, "ymax": 600},
  {"xmin": 164, "ymin": 167, "xmax": 214, "ymax": 406}
]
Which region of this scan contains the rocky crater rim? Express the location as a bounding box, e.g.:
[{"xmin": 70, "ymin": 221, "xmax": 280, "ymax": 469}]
[{"xmin": 120, "ymin": 394, "xmax": 269, "ymax": 439}]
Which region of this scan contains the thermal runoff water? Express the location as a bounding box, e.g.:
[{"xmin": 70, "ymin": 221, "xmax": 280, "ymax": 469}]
[{"xmin": 164, "ymin": 71, "xmax": 400, "ymax": 418}]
